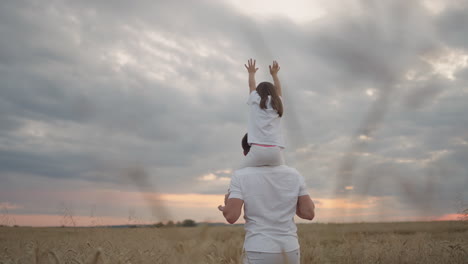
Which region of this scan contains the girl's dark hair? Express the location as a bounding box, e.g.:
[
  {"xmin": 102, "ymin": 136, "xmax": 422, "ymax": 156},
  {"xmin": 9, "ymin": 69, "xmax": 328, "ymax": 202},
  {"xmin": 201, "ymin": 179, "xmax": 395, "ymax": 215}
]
[
  {"xmin": 242, "ymin": 133, "xmax": 250, "ymax": 156},
  {"xmin": 256, "ymin": 82, "xmax": 283, "ymax": 117}
]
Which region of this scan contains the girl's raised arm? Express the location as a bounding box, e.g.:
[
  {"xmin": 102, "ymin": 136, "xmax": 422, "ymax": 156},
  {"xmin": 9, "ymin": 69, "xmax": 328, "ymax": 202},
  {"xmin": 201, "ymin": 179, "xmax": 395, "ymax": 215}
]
[
  {"xmin": 269, "ymin": 60, "xmax": 282, "ymax": 97},
  {"xmin": 244, "ymin": 58, "xmax": 258, "ymax": 94}
]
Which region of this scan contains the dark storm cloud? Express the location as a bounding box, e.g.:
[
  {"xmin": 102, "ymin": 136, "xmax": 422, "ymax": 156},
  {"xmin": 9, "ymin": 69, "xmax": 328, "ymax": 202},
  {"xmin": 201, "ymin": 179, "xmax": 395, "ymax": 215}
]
[
  {"xmin": 403, "ymin": 78, "xmax": 447, "ymax": 109},
  {"xmin": 293, "ymin": 0, "xmax": 440, "ymax": 190},
  {"xmin": 284, "ymin": 1, "xmax": 468, "ymax": 216},
  {"xmin": 436, "ymin": 1, "xmax": 468, "ymax": 49},
  {"xmin": 0, "ymin": 149, "xmax": 100, "ymax": 179},
  {"xmin": 0, "ymin": 0, "xmax": 263, "ymax": 203}
]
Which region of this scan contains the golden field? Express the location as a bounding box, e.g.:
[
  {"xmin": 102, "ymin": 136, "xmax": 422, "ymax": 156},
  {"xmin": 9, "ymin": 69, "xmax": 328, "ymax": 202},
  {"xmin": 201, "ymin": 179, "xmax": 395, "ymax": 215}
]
[{"xmin": 0, "ymin": 221, "xmax": 467, "ymax": 264}]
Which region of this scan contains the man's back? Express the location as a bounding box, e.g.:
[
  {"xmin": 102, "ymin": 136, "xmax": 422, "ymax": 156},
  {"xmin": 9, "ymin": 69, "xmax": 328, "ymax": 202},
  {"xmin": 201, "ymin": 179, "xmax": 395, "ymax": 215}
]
[{"xmin": 229, "ymin": 165, "xmax": 308, "ymax": 253}]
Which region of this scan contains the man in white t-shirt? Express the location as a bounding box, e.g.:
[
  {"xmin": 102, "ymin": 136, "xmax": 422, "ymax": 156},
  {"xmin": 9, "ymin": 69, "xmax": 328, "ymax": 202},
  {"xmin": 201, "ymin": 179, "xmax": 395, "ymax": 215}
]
[{"xmin": 218, "ymin": 137, "xmax": 315, "ymax": 264}]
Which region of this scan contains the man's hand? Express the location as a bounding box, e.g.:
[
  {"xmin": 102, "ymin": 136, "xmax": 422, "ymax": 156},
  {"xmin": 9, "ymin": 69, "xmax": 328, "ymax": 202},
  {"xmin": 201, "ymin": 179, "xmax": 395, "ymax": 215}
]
[
  {"xmin": 218, "ymin": 193, "xmax": 230, "ymax": 212},
  {"xmin": 269, "ymin": 60, "xmax": 280, "ymax": 76},
  {"xmin": 244, "ymin": 58, "xmax": 258, "ymax": 74}
]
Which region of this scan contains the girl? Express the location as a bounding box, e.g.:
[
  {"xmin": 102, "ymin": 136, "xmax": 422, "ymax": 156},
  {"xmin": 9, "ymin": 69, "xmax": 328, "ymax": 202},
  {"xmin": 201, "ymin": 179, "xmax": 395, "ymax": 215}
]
[{"xmin": 242, "ymin": 58, "xmax": 285, "ymax": 167}]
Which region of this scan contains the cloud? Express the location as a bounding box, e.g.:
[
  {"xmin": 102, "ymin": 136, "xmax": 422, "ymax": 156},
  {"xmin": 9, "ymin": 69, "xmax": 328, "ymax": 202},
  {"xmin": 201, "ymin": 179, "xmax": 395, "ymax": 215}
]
[
  {"xmin": 435, "ymin": 1, "xmax": 468, "ymax": 49},
  {"xmin": 0, "ymin": 0, "xmax": 467, "ymax": 223}
]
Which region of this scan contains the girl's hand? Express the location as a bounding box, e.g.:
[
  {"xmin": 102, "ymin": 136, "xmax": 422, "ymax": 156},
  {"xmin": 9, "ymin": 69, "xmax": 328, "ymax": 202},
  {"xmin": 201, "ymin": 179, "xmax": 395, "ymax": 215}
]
[
  {"xmin": 244, "ymin": 58, "xmax": 258, "ymax": 74},
  {"xmin": 269, "ymin": 60, "xmax": 280, "ymax": 75}
]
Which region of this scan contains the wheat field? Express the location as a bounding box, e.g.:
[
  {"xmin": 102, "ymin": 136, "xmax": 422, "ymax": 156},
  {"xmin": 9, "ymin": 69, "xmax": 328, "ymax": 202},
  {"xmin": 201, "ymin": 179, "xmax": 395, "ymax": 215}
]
[{"xmin": 0, "ymin": 221, "xmax": 467, "ymax": 264}]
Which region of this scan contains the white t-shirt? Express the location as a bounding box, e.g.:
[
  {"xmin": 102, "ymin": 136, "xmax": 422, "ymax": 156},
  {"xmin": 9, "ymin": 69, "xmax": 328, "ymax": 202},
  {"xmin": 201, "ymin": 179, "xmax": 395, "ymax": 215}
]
[
  {"xmin": 228, "ymin": 165, "xmax": 309, "ymax": 253},
  {"xmin": 247, "ymin": 91, "xmax": 285, "ymax": 148}
]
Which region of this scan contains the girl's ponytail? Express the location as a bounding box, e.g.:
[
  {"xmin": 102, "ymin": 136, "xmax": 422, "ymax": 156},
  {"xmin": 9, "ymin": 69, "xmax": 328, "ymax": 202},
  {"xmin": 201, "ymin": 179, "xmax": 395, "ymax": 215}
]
[{"xmin": 256, "ymin": 82, "xmax": 283, "ymax": 117}]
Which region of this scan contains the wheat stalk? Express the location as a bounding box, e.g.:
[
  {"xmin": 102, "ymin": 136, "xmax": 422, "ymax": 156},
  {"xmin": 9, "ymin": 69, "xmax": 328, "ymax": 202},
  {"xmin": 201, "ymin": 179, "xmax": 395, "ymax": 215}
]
[
  {"xmin": 48, "ymin": 250, "xmax": 60, "ymax": 264},
  {"xmin": 34, "ymin": 246, "xmax": 39, "ymax": 264},
  {"xmin": 89, "ymin": 248, "xmax": 102, "ymax": 264}
]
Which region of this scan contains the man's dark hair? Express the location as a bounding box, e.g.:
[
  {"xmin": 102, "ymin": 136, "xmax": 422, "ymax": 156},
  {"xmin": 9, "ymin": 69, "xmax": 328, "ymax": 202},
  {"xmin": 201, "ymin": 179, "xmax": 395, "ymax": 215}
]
[{"xmin": 242, "ymin": 133, "xmax": 250, "ymax": 156}]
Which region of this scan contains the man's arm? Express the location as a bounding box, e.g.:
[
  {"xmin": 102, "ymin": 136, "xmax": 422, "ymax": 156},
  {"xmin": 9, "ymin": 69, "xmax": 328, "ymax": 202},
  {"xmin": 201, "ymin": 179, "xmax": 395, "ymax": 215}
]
[
  {"xmin": 245, "ymin": 58, "xmax": 258, "ymax": 93},
  {"xmin": 220, "ymin": 195, "xmax": 244, "ymax": 224},
  {"xmin": 296, "ymin": 195, "xmax": 315, "ymax": 220},
  {"xmin": 269, "ymin": 60, "xmax": 282, "ymax": 97}
]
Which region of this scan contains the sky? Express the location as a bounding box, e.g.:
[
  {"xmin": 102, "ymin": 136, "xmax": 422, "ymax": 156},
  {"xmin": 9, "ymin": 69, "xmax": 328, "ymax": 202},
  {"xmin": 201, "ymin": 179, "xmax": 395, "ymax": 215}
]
[{"xmin": 0, "ymin": 0, "xmax": 467, "ymax": 227}]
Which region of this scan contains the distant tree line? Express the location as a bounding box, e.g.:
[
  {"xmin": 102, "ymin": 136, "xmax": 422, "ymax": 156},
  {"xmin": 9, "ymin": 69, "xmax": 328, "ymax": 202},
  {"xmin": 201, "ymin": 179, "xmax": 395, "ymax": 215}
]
[{"xmin": 153, "ymin": 219, "xmax": 197, "ymax": 228}]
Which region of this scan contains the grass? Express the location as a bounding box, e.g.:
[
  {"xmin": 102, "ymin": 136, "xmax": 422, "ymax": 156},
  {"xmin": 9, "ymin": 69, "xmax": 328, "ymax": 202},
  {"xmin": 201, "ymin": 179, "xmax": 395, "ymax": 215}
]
[{"xmin": 0, "ymin": 221, "xmax": 467, "ymax": 263}]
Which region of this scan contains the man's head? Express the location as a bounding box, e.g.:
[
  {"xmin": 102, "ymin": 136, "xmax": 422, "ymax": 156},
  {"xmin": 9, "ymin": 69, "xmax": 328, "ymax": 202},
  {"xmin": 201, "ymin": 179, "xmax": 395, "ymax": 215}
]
[{"xmin": 242, "ymin": 133, "xmax": 250, "ymax": 156}]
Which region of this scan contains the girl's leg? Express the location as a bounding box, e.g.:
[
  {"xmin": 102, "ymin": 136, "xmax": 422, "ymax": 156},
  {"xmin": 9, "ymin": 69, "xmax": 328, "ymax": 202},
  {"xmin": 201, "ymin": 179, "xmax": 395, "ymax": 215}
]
[
  {"xmin": 240, "ymin": 145, "xmax": 285, "ymax": 168},
  {"xmin": 270, "ymin": 147, "xmax": 285, "ymax": 166},
  {"xmin": 240, "ymin": 145, "xmax": 262, "ymax": 168}
]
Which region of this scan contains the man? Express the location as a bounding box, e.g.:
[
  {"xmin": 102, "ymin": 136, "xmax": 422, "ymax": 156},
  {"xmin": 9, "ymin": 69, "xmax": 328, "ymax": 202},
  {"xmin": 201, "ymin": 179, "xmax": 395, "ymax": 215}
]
[{"xmin": 218, "ymin": 134, "xmax": 315, "ymax": 264}]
